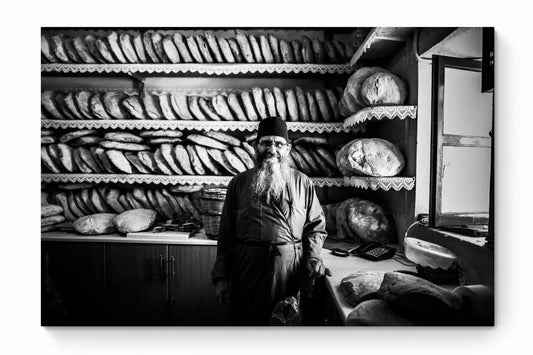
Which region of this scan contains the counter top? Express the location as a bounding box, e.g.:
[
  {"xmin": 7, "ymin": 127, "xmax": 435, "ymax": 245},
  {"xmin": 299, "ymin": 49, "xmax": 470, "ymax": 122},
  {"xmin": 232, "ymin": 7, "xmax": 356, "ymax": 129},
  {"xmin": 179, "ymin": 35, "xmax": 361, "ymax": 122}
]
[
  {"xmin": 321, "ymin": 242, "xmax": 416, "ymax": 325},
  {"xmin": 41, "ymin": 230, "xmax": 217, "ymax": 246}
]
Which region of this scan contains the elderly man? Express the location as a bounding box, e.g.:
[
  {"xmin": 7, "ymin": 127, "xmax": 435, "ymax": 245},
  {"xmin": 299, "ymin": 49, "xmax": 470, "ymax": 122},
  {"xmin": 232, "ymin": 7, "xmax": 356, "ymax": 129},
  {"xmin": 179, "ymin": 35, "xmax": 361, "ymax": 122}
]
[{"xmin": 211, "ymin": 116, "xmax": 327, "ymax": 326}]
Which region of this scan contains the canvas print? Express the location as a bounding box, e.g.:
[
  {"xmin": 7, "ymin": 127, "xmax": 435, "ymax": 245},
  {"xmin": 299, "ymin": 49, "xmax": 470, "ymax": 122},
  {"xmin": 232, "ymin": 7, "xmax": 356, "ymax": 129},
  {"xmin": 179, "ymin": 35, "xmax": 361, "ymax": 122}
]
[{"xmin": 41, "ymin": 27, "xmax": 494, "ymax": 326}]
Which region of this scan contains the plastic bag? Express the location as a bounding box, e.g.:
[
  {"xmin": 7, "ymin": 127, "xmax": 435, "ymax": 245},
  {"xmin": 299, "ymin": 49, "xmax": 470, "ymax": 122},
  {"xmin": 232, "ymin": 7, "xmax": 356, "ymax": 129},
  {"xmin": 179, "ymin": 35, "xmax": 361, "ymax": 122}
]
[{"xmin": 270, "ymin": 296, "xmax": 302, "ymax": 326}]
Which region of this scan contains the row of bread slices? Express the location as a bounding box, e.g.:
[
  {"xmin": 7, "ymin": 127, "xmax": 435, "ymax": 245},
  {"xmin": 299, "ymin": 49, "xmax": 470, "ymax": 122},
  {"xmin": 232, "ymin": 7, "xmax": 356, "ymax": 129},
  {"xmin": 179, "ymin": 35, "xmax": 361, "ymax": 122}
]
[
  {"xmin": 41, "ymin": 29, "xmax": 367, "ymax": 65},
  {"xmin": 41, "ymin": 129, "xmax": 342, "ymax": 177},
  {"xmin": 41, "ymin": 86, "xmax": 345, "ymax": 122},
  {"xmin": 41, "ymin": 184, "xmax": 202, "ymax": 225}
]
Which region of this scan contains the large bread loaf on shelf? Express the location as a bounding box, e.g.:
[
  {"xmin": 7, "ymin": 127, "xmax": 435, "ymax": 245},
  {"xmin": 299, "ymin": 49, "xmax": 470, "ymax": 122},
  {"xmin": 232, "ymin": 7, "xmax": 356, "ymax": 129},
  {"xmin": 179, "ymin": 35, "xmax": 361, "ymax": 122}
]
[
  {"xmin": 360, "ymin": 72, "xmax": 408, "ymax": 106},
  {"xmin": 336, "ymin": 138, "xmax": 405, "ymax": 177},
  {"xmin": 41, "ymin": 204, "xmax": 64, "ymax": 218},
  {"xmin": 73, "ymin": 213, "xmax": 117, "ymax": 235},
  {"xmin": 345, "ymin": 197, "xmax": 395, "ymax": 243},
  {"xmin": 113, "ymin": 209, "xmax": 157, "ymax": 233}
]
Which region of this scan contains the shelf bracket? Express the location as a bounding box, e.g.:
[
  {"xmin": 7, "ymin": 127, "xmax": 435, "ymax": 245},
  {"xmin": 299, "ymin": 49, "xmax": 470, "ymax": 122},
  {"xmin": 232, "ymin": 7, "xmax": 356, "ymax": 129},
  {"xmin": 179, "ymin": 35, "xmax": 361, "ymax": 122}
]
[{"xmin": 127, "ymin": 72, "xmax": 146, "ymax": 93}]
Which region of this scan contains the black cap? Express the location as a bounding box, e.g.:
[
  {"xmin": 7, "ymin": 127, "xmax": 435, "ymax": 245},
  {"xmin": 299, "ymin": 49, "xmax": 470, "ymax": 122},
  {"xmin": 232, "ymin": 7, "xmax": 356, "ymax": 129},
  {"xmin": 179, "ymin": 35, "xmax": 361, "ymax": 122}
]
[{"xmin": 257, "ymin": 117, "xmax": 288, "ymax": 141}]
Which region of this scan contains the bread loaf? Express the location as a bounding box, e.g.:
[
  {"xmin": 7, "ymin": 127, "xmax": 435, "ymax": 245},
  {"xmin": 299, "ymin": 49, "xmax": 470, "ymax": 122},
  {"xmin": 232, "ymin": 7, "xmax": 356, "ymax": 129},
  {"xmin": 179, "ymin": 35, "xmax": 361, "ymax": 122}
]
[
  {"xmin": 100, "ymin": 141, "xmax": 150, "ymax": 151},
  {"xmin": 106, "ymin": 149, "xmax": 133, "ymax": 173},
  {"xmin": 132, "ymin": 188, "xmax": 151, "ymax": 209},
  {"xmin": 377, "ymin": 272, "xmax": 463, "ymax": 324},
  {"xmin": 106, "ymin": 32, "xmax": 127, "ymax": 63},
  {"xmin": 125, "ymin": 152, "xmax": 150, "ymax": 174},
  {"xmin": 140, "ymin": 130, "xmax": 183, "ymax": 138},
  {"xmin": 187, "ymin": 134, "xmax": 229, "ymax": 150},
  {"xmin": 74, "ymin": 91, "xmax": 94, "ymax": 119},
  {"xmin": 155, "ymin": 189, "xmax": 174, "ymax": 219},
  {"xmin": 41, "ymin": 35, "xmax": 57, "ymax": 62},
  {"xmin": 332, "ymin": 40, "xmax": 347, "ymax": 63},
  {"xmin": 161, "ymin": 144, "xmax": 183, "ymax": 174},
  {"xmin": 154, "ymin": 148, "xmax": 174, "ymax": 175},
  {"xmin": 122, "ymin": 95, "xmax": 148, "ymax": 119},
  {"xmin": 235, "ymin": 30, "xmax": 254, "ymax": 63},
  {"xmin": 198, "ymin": 97, "xmax": 222, "ymax": 121},
  {"xmin": 226, "ymin": 93, "xmax": 248, "ymax": 121},
  {"xmin": 63, "ymin": 92, "xmax": 85, "ymax": 119},
  {"xmin": 291, "ymin": 40, "xmax": 303, "ymax": 63},
  {"xmin": 267, "ymin": 34, "xmax": 282, "ymax": 63},
  {"xmin": 325, "ymin": 89, "xmax": 340, "ymax": 120},
  {"xmin": 194, "ymin": 145, "xmax": 221, "ymax": 175},
  {"xmin": 241, "ymin": 141, "xmax": 255, "ymax": 159},
  {"xmin": 137, "ymin": 151, "xmax": 159, "ymax": 173},
  {"xmin": 346, "ymin": 299, "xmax": 415, "ymax": 326},
  {"xmin": 84, "ymin": 35, "xmax": 106, "ymax": 63},
  {"xmin": 173, "ymin": 145, "xmax": 194, "ymax": 175},
  {"xmin": 126, "ymin": 191, "xmax": 144, "ymax": 209},
  {"xmin": 272, "ymin": 87, "xmax": 287, "ymax": 120},
  {"xmin": 105, "ymin": 189, "xmax": 126, "ymax": 214},
  {"xmin": 148, "ymin": 138, "xmax": 183, "ymax": 145},
  {"xmin": 91, "ymin": 189, "xmax": 111, "ymax": 213},
  {"xmin": 208, "ymin": 148, "xmax": 236, "ymax": 175},
  {"xmin": 345, "ymin": 197, "xmax": 395, "ymax": 243},
  {"xmin": 119, "ymin": 33, "xmax": 139, "ymax": 63},
  {"xmin": 279, "ymin": 39, "xmax": 295, "ymax": 63},
  {"xmin": 142, "ymin": 92, "xmax": 163, "ymax": 120},
  {"xmin": 118, "ymin": 194, "xmax": 133, "ymax": 210},
  {"xmin": 73, "ymin": 192, "xmax": 91, "ymax": 215},
  {"xmin": 103, "ymin": 92, "xmax": 129, "ymax": 119},
  {"xmin": 185, "ymin": 36, "xmax": 203, "ymax": 63},
  {"xmin": 336, "ymin": 138, "xmax": 405, "ymax": 177},
  {"xmin": 233, "ymin": 146, "xmax": 254, "ymax": 169},
  {"xmin": 323, "ymin": 40, "xmax": 340, "ymax": 63},
  {"xmin": 290, "ymin": 149, "xmax": 311, "ymax": 175},
  {"xmin": 169, "ymin": 93, "xmax": 193, "ymax": 120},
  {"xmin": 162, "ymin": 35, "xmax": 181, "ymax": 63},
  {"xmin": 248, "ymin": 34, "xmax": 263, "ymax": 63},
  {"xmin": 104, "ymin": 132, "xmax": 144, "ymax": 143},
  {"xmin": 204, "ymin": 131, "xmax": 241, "ymax": 146},
  {"xmin": 223, "ymin": 150, "xmax": 247, "ymax": 173},
  {"xmin": 240, "ymin": 91, "xmax": 259, "ymax": 121},
  {"xmin": 217, "ymin": 37, "xmax": 235, "ymax": 63},
  {"xmin": 188, "ymin": 96, "xmax": 208, "ymax": 121},
  {"xmin": 50, "ymin": 34, "xmax": 69, "ymax": 62},
  {"xmin": 295, "ymin": 87, "xmax": 310, "ymax": 122},
  {"xmin": 42, "ymin": 90, "xmax": 63, "ymax": 119},
  {"xmin": 263, "ymin": 88, "xmax": 277, "ymax": 117},
  {"xmin": 95, "ymin": 37, "xmax": 116, "ymax": 63},
  {"xmin": 196, "ymin": 35, "xmax": 214, "ymax": 63},
  {"xmin": 132, "ymin": 32, "xmax": 147, "ymax": 63},
  {"xmin": 259, "ymin": 35, "xmax": 274, "ymax": 63},
  {"xmin": 172, "ymin": 33, "xmax": 193, "ymax": 63},
  {"xmin": 340, "ymin": 272, "xmax": 386, "ymax": 307},
  {"xmin": 204, "ymin": 31, "xmax": 223, "ymax": 63},
  {"xmin": 42, "ymin": 214, "xmax": 66, "ymax": 227},
  {"xmin": 301, "ymin": 36, "xmax": 315, "ymax": 63},
  {"xmin": 157, "ymin": 93, "xmax": 178, "ymax": 120},
  {"xmin": 151, "ymin": 32, "xmax": 170, "ymax": 63},
  {"xmin": 311, "ymin": 38, "xmax": 326, "ymax": 63},
  {"xmin": 161, "ymin": 189, "xmax": 185, "ymax": 214},
  {"xmin": 69, "ymin": 136, "xmax": 102, "ymax": 147},
  {"xmin": 340, "ymin": 67, "xmax": 388, "ymax": 116},
  {"xmin": 41, "ymin": 136, "xmax": 56, "ymax": 145},
  {"xmin": 41, "ymin": 146, "xmax": 62, "ymax": 173},
  {"xmin": 212, "ymin": 95, "xmax": 235, "ymax": 121},
  {"xmin": 90, "ymin": 93, "xmax": 113, "ymax": 119},
  {"xmin": 360, "ymin": 72, "xmax": 408, "ymax": 106},
  {"xmin": 294, "ymin": 146, "xmax": 320, "ymax": 175},
  {"xmin": 113, "ymin": 209, "xmax": 156, "ymax": 233},
  {"xmin": 142, "ymin": 31, "xmax": 160, "ymax": 63},
  {"xmin": 252, "ymin": 87, "xmax": 268, "ymax": 119},
  {"xmin": 41, "ymin": 204, "xmax": 64, "ymax": 218},
  {"xmin": 63, "ymin": 38, "xmax": 82, "ymax": 62},
  {"xmin": 284, "ymin": 89, "xmax": 299, "ymax": 121},
  {"xmin": 54, "ymin": 92, "xmax": 76, "ymax": 120},
  {"xmin": 67, "ymin": 192, "xmax": 85, "ymax": 218},
  {"xmin": 227, "ymin": 38, "xmax": 244, "ymax": 62},
  {"xmin": 186, "ymin": 145, "xmax": 206, "ymax": 175}
]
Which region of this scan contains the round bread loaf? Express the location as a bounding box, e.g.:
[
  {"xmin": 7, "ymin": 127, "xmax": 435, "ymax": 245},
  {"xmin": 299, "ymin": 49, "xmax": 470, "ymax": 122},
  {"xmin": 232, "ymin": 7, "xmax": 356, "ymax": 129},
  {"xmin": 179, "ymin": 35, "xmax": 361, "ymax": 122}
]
[
  {"xmin": 113, "ymin": 209, "xmax": 157, "ymax": 233},
  {"xmin": 162, "ymin": 35, "xmax": 181, "ymax": 64},
  {"xmin": 345, "ymin": 197, "xmax": 394, "ymax": 243},
  {"xmin": 340, "ymin": 272, "xmax": 386, "ymax": 307},
  {"xmin": 360, "ymin": 72, "xmax": 408, "ymax": 106},
  {"xmin": 73, "ymin": 213, "xmax": 117, "ymax": 235}
]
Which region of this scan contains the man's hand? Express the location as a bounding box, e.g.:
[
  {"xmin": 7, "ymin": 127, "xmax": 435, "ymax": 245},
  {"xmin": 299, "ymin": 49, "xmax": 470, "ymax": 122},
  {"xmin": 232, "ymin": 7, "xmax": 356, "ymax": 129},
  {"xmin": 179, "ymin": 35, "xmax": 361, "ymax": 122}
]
[
  {"xmin": 215, "ymin": 279, "xmax": 230, "ymax": 305},
  {"xmin": 306, "ymin": 257, "xmax": 326, "ymax": 279}
]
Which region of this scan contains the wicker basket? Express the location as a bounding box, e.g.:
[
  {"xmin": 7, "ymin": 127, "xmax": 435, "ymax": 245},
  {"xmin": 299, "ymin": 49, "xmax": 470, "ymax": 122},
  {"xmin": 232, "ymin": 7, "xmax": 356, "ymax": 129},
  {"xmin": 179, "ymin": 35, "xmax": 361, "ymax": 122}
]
[
  {"xmin": 198, "ymin": 188, "xmax": 227, "ymax": 215},
  {"xmin": 201, "ymin": 213, "xmax": 221, "ymax": 238}
]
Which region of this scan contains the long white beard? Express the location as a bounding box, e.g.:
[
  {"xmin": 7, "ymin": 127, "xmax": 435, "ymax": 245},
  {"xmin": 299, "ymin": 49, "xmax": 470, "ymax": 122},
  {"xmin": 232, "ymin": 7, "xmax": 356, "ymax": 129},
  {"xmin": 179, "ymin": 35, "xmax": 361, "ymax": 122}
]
[{"xmin": 251, "ymin": 155, "xmax": 291, "ymax": 203}]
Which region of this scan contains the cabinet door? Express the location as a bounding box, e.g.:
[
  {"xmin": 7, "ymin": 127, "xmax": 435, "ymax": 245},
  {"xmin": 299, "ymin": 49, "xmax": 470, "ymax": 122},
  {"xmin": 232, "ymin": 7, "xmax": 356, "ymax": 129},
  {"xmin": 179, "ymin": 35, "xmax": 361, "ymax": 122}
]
[
  {"xmin": 168, "ymin": 245, "xmax": 230, "ymax": 325},
  {"xmin": 106, "ymin": 244, "xmax": 168, "ymax": 325},
  {"xmin": 41, "ymin": 242, "xmax": 105, "ymax": 325}
]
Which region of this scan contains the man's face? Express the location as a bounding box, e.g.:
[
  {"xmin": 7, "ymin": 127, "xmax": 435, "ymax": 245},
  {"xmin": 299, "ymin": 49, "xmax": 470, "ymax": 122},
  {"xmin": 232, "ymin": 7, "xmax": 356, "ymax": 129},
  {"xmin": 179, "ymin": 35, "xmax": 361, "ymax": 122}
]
[{"xmin": 254, "ymin": 135, "xmax": 291, "ymax": 163}]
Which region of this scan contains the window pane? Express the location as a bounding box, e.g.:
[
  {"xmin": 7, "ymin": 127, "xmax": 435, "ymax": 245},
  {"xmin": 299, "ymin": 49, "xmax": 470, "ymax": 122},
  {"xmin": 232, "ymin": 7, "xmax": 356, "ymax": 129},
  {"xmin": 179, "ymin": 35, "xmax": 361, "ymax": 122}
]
[
  {"xmin": 441, "ymin": 146, "xmax": 490, "ymax": 214},
  {"xmin": 443, "ymin": 67, "xmax": 493, "ymax": 136}
]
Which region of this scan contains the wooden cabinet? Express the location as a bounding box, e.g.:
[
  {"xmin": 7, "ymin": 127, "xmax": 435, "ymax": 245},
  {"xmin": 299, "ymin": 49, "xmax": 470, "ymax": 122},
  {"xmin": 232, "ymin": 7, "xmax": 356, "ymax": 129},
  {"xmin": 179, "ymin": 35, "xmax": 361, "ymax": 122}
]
[
  {"xmin": 105, "ymin": 244, "xmax": 169, "ymax": 325},
  {"xmin": 41, "ymin": 240, "xmax": 229, "ymax": 325},
  {"xmin": 168, "ymin": 245, "xmax": 229, "ymax": 325},
  {"xmin": 41, "ymin": 242, "xmax": 105, "ymax": 325}
]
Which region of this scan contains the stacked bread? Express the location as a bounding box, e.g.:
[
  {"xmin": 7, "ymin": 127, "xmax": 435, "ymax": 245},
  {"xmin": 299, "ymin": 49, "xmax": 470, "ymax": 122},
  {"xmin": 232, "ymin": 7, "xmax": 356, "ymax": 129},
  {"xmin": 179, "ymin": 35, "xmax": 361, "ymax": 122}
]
[
  {"xmin": 287, "ymin": 137, "xmax": 341, "ymax": 177},
  {"xmin": 41, "ymin": 87, "xmax": 344, "ymax": 122},
  {"xmin": 41, "ymin": 204, "xmax": 66, "ymax": 232},
  {"xmin": 46, "ymin": 184, "xmax": 201, "ymax": 223},
  {"xmin": 338, "ymin": 67, "xmax": 408, "ymax": 117},
  {"xmin": 336, "ymin": 138, "xmax": 405, "ymax": 177},
  {"xmin": 197, "ymin": 187, "xmax": 227, "ymax": 239},
  {"xmin": 322, "ymin": 197, "xmax": 395, "ymax": 243},
  {"xmin": 41, "ymin": 29, "xmax": 369, "ymax": 65}
]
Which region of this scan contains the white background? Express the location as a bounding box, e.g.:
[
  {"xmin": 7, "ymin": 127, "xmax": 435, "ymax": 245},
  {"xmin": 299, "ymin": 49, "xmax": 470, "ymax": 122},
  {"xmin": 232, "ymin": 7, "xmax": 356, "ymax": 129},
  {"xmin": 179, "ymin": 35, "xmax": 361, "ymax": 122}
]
[{"xmin": 0, "ymin": 1, "xmax": 530, "ymax": 354}]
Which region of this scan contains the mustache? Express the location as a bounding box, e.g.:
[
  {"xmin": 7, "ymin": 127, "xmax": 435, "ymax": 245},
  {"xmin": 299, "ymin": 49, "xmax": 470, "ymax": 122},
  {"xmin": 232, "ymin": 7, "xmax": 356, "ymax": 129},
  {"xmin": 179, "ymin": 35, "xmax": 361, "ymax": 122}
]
[{"xmin": 251, "ymin": 155, "xmax": 291, "ymax": 202}]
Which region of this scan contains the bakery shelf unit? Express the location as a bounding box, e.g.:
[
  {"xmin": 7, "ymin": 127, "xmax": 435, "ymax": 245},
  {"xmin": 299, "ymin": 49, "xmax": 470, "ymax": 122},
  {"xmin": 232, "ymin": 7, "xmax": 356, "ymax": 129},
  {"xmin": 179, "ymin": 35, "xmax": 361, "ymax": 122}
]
[
  {"xmin": 41, "ymin": 120, "xmax": 363, "ymax": 134},
  {"xmin": 349, "ymin": 27, "xmax": 415, "ymax": 66},
  {"xmin": 41, "ymin": 63, "xmax": 354, "ymax": 75}
]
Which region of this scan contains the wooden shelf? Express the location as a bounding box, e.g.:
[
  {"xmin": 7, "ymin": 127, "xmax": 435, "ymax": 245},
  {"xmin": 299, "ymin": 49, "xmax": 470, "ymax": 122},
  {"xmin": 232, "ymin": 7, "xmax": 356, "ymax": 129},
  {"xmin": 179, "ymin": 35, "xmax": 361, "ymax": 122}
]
[
  {"xmin": 41, "ymin": 63, "xmax": 355, "ymax": 76},
  {"xmin": 41, "ymin": 174, "xmax": 414, "ymax": 190},
  {"xmin": 349, "ymin": 27, "xmax": 414, "ymax": 66},
  {"xmin": 41, "ymin": 119, "xmax": 364, "ymax": 133},
  {"xmin": 343, "ymin": 105, "xmax": 417, "ymax": 128}
]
